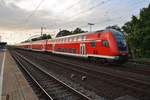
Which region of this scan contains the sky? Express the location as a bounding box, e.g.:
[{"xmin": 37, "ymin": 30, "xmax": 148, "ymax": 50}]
[{"xmin": 0, "ymin": 0, "xmax": 150, "ymax": 44}]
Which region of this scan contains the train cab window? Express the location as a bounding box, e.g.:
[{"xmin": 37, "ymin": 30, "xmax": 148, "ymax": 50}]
[
  {"xmin": 90, "ymin": 41, "xmax": 96, "ymax": 48},
  {"xmin": 102, "ymin": 40, "xmax": 109, "ymax": 47}
]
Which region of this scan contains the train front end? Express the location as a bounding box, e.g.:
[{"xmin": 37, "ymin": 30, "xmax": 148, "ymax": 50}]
[{"xmin": 110, "ymin": 29, "xmax": 128, "ymax": 62}]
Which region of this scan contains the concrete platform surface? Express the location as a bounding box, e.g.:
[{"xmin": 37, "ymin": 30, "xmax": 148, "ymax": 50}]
[{"xmin": 0, "ymin": 50, "xmax": 38, "ymax": 100}]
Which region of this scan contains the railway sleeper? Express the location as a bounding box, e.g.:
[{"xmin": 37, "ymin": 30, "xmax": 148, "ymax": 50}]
[
  {"xmin": 52, "ymin": 93, "xmax": 78, "ymax": 100},
  {"xmin": 49, "ymin": 90, "xmax": 70, "ymax": 96}
]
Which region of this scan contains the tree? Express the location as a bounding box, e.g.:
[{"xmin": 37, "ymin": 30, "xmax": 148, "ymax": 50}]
[
  {"xmin": 106, "ymin": 25, "xmax": 121, "ymax": 31},
  {"xmin": 72, "ymin": 27, "xmax": 85, "ymax": 34},
  {"xmin": 30, "ymin": 34, "xmax": 51, "ymax": 41},
  {"xmin": 122, "ymin": 4, "xmax": 150, "ymax": 58},
  {"xmin": 56, "ymin": 28, "xmax": 85, "ymax": 37},
  {"xmin": 56, "ymin": 30, "xmax": 71, "ymax": 37},
  {"xmin": 41, "ymin": 34, "xmax": 52, "ymax": 39}
]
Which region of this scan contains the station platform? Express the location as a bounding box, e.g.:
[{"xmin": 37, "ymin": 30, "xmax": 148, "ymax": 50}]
[{"xmin": 0, "ymin": 50, "xmax": 38, "ymax": 100}]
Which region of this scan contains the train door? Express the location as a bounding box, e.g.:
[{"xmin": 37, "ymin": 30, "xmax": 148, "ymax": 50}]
[
  {"xmin": 80, "ymin": 44, "xmax": 86, "ymax": 55},
  {"xmin": 42, "ymin": 41, "xmax": 45, "ymax": 51},
  {"xmin": 52, "ymin": 43, "xmax": 55, "ymax": 52}
]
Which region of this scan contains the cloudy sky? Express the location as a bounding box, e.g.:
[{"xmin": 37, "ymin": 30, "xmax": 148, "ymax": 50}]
[{"xmin": 0, "ymin": 0, "xmax": 150, "ymax": 44}]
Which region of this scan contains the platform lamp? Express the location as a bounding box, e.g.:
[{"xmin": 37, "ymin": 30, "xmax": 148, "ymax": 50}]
[
  {"xmin": 88, "ymin": 23, "xmax": 95, "ymax": 32},
  {"xmin": 41, "ymin": 27, "xmax": 46, "ymax": 36}
]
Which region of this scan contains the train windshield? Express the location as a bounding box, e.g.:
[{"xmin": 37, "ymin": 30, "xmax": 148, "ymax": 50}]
[{"xmin": 111, "ymin": 30, "xmax": 127, "ymax": 51}]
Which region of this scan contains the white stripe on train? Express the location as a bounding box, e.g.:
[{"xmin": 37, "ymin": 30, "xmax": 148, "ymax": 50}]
[
  {"xmin": 53, "ymin": 51, "xmax": 118, "ymax": 59},
  {"xmin": 21, "ymin": 48, "xmax": 118, "ymax": 59}
]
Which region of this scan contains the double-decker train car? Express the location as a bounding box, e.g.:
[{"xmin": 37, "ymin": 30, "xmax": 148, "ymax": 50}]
[{"xmin": 16, "ymin": 29, "xmax": 128, "ymax": 62}]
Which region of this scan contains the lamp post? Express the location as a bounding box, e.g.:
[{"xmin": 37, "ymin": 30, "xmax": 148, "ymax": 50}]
[
  {"xmin": 28, "ymin": 34, "xmax": 40, "ymax": 49},
  {"xmin": 88, "ymin": 23, "xmax": 95, "ymax": 32},
  {"xmin": 41, "ymin": 27, "xmax": 46, "ymax": 36}
]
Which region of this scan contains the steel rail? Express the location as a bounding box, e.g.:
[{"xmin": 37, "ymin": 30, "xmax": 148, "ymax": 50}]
[
  {"xmin": 13, "ymin": 51, "xmax": 91, "ymax": 100},
  {"xmin": 16, "ymin": 50, "xmax": 150, "ymax": 95},
  {"xmin": 12, "ymin": 52, "xmax": 54, "ymax": 100}
]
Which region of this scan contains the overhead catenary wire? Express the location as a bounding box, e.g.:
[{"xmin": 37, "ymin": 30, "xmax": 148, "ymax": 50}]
[
  {"xmin": 23, "ymin": 0, "xmax": 149, "ymax": 36},
  {"xmin": 66, "ymin": 0, "xmax": 111, "ymax": 21},
  {"xmin": 60, "ymin": 0, "xmax": 82, "ymax": 14},
  {"xmin": 49, "ymin": 0, "xmax": 111, "ymax": 31},
  {"xmin": 56, "ymin": 0, "xmax": 148, "ymax": 32},
  {"xmin": 24, "ymin": 0, "xmax": 45, "ymax": 23}
]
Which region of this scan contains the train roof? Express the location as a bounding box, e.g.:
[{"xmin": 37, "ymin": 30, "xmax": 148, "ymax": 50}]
[
  {"xmin": 0, "ymin": 42, "xmax": 7, "ymax": 45},
  {"xmin": 53, "ymin": 30, "xmax": 105, "ymax": 40}
]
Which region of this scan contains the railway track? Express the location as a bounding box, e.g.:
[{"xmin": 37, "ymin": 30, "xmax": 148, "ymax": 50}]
[
  {"xmin": 128, "ymin": 59, "xmax": 150, "ymax": 65},
  {"xmin": 15, "ymin": 48, "xmax": 150, "ymax": 76},
  {"xmin": 11, "ymin": 50, "xmax": 91, "ymax": 100},
  {"xmin": 28, "ymin": 54, "xmax": 150, "ymax": 95},
  {"xmin": 10, "ymin": 48, "xmax": 150, "ymax": 99}
]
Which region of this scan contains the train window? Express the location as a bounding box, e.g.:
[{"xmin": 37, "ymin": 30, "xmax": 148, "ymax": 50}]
[
  {"xmin": 90, "ymin": 41, "xmax": 96, "ymax": 48},
  {"xmin": 81, "ymin": 36, "xmax": 84, "ymax": 41},
  {"xmin": 76, "ymin": 37, "xmax": 78, "ymax": 41},
  {"xmin": 70, "ymin": 37, "xmax": 72, "ymax": 42},
  {"xmin": 72, "ymin": 37, "xmax": 74, "ymax": 42},
  {"xmin": 64, "ymin": 48, "xmax": 67, "ymax": 52},
  {"xmin": 62, "ymin": 48, "xmax": 65, "ymax": 52},
  {"xmin": 69, "ymin": 49, "xmax": 72, "ymax": 53},
  {"xmin": 63, "ymin": 38, "xmax": 65, "ymax": 43},
  {"xmin": 73, "ymin": 37, "xmax": 76, "ymax": 42},
  {"xmin": 78, "ymin": 36, "xmax": 82, "ymax": 41},
  {"xmin": 83, "ymin": 36, "xmax": 86, "ymax": 41},
  {"xmin": 65, "ymin": 38, "xmax": 67, "ymax": 42},
  {"xmin": 64, "ymin": 38, "xmax": 66, "ymax": 43},
  {"xmin": 73, "ymin": 49, "xmax": 76, "ymax": 53},
  {"xmin": 102, "ymin": 40, "xmax": 109, "ymax": 47}
]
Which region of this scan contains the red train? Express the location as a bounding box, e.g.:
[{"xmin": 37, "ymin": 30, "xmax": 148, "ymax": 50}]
[{"xmin": 16, "ymin": 29, "xmax": 128, "ymax": 63}]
